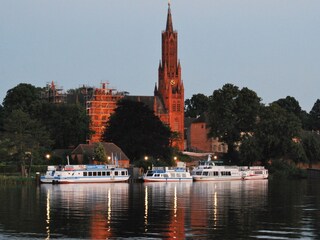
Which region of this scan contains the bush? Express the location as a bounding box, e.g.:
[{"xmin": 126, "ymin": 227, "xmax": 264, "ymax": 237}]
[{"xmin": 269, "ymin": 159, "xmax": 307, "ymax": 179}]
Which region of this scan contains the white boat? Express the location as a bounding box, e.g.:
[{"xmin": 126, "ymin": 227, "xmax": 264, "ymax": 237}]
[
  {"xmin": 142, "ymin": 166, "xmax": 193, "ymax": 182},
  {"xmin": 240, "ymin": 166, "xmax": 268, "ymax": 180},
  {"xmin": 40, "ymin": 164, "xmax": 130, "ymax": 184},
  {"xmin": 191, "ymin": 155, "xmax": 268, "ymax": 181},
  {"xmin": 191, "ymin": 160, "xmax": 243, "ymax": 181}
]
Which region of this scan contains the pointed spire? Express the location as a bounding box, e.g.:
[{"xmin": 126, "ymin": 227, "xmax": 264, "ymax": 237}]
[{"xmin": 166, "ymin": 2, "xmax": 173, "ymax": 32}]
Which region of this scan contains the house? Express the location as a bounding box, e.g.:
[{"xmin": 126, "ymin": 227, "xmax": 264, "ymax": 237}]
[
  {"xmin": 71, "ymin": 142, "xmax": 130, "ymax": 168},
  {"xmin": 186, "ymin": 114, "xmax": 228, "ymax": 156}
]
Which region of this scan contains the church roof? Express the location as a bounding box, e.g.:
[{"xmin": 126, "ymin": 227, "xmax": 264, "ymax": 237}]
[
  {"xmin": 166, "ymin": 3, "xmax": 173, "ymax": 32},
  {"xmin": 124, "ymin": 95, "xmax": 167, "ymax": 115}
]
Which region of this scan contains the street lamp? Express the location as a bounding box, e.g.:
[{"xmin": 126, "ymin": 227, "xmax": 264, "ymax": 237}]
[
  {"xmin": 174, "ymin": 156, "xmax": 177, "ymax": 161},
  {"xmin": 144, "ymin": 156, "xmax": 148, "ymax": 161},
  {"xmin": 45, "ymin": 154, "xmax": 51, "ymax": 160}
]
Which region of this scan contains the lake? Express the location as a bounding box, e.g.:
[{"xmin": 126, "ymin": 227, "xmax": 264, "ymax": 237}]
[{"xmin": 0, "ymin": 179, "xmax": 319, "ymax": 239}]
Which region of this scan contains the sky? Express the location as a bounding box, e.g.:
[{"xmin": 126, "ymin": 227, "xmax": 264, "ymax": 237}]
[{"xmin": 1, "ymin": 0, "xmax": 320, "ymax": 112}]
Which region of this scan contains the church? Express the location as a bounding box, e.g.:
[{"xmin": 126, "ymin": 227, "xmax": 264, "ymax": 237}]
[{"xmin": 126, "ymin": 3, "xmax": 185, "ymax": 151}]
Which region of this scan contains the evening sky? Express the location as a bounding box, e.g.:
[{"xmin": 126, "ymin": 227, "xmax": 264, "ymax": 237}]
[{"xmin": 1, "ymin": 0, "xmax": 319, "ymax": 111}]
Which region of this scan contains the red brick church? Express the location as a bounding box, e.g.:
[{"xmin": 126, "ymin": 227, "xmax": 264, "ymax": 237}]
[{"xmin": 126, "ymin": 3, "xmax": 185, "ymax": 150}]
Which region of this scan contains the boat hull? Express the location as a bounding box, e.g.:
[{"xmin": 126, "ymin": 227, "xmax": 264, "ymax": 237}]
[
  {"xmin": 242, "ymin": 175, "xmax": 268, "ymax": 180},
  {"xmin": 192, "ymin": 176, "xmax": 242, "ymax": 181},
  {"xmin": 142, "ymin": 177, "xmax": 193, "ymax": 182},
  {"xmin": 41, "ymin": 176, "xmax": 130, "ymax": 184}
]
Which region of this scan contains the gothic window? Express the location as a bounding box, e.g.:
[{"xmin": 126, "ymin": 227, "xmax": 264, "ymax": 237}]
[
  {"xmin": 174, "ymin": 121, "xmax": 179, "ymax": 131},
  {"xmin": 177, "ymin": 101, "xmax": 181, "ymax": 112}
]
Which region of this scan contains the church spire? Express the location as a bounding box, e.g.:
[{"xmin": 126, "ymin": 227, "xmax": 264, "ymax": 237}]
[{"xmin": 166, "ymin": 2, "xmax": 173, "ymax": 32}]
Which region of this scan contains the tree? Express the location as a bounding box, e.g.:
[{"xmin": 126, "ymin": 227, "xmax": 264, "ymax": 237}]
[
  {"xmin": 103, "ymin": 99, "xmax": 172, "ymax": 164},
  {"xmin": 309, "ymin": 99, "xmax": 320, "ymax": 132},
  {"xmin": 93, "ymin": 142, "xmax": 108, "ymax": 163},
  {"xmin": 300, "ymin": 131, "xmax": 320, "ymax": 167},
  {"xmin": 35, "ymin": 103, "xmax": 91, "ymax": 149},
  {"xmin": 2, "ymin": 83, "xmax": 43, "ymax": 114},
  {"xmin": 239, "ymin": 135, "xmax": 262, "ymax": 166},
  {"xmin": 2, "ymin": 109, "xmax": 53, "ymax": 176},
  {"xmin": 0, "ymin": 105, "xmax": 4, "ymax": 132},
  {"xmin": 207, "ymin": 84, "xmax": 261, "ymax": 163},
  {"xmin": 254, "ymin": 104, "xmax": 302, "ymax": 164},
  {"xmin": 185, "ymin": 93, "xmax": 210, "ymax": 118},
  {"xmin": 273, "ymin": 96, "xmax": 309, "ymax": 129}
]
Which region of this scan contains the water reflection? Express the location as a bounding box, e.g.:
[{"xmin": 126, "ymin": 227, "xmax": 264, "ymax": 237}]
[
  {"xmin": 41, "ymin": 183, "xmax": 129, "ymax": 239},
  {"xmin": 45, "ymin": 189, "xmax": 50, "ymax": 240},
  {"xmin": 0, "ymin": 179, "xmax": 319, "ymax": 239},
  {"xmin": 143, "ymin": 182, "xmax": 192, "ymax": 239}
]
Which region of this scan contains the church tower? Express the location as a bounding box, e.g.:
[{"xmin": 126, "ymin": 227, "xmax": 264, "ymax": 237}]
[{"xmin": 155, "ymin": 3, "xmax": 184, "ymax": 150}]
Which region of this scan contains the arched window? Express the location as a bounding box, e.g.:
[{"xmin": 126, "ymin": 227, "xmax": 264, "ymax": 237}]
[
  {"xmin": 177, "ymin": 101, "xmax": 181, "ymax": 112},
  {"xmin": 173, "ymin": 101, "xmax": 176, "ymax": 111}
]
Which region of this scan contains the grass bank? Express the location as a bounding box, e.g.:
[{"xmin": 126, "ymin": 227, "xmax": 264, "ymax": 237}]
[{"xmin": 0, "ymin": 175, "xmax": 36, "ymax": 184}]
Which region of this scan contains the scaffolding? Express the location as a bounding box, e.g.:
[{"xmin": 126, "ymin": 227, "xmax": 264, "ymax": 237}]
[
  {"xmin": 43, "ymin": 81, "xmax": 67, "ymax": 104},
  {"xmin": 86, "ymin": 82, "xmax": 125, "ymax": 143}
]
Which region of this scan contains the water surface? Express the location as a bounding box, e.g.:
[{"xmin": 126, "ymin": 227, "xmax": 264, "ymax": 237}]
[{"xmin": 0, "ymin": 179, "xmax": 319, "ymax": 239}]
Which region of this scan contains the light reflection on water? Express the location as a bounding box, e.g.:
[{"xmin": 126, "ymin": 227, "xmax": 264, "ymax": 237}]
[{"xmin": 0, "ymin": 179, "xmax": 319, "ymax": 239}]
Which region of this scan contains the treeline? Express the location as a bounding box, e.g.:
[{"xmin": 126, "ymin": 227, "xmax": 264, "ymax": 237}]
[
  {"xmin": 1, "ymin": 82, "xmax": 320, "ymax": 175},
  {"xmin": 185, "ymin": 83, "xmax": 320, "ymax": 167},
  {"xmin": 0, "ymin": 83, "xmax": 91, "ymax": 174}
]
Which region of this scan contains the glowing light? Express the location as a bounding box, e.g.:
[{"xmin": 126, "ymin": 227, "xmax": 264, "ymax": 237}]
[
  {"xmin": 45, "ymin": 190, "xmax": 51, "ymax": 240},
  {"xmin": 144, "ymin": 186, "xmax": 149, "ymax": 232},
  {"xmin": 107, "ymin": 188, "xmax": 111, "ymax": 232}
]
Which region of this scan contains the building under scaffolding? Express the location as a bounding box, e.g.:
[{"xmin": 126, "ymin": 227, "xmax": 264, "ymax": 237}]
[
  {"xmin": 86, "ymin": 82, "xmax": 126, "ymax": 143},
  {"xmin": 43, "ymin": 81, "xmax": 67, "ymax": 104}
]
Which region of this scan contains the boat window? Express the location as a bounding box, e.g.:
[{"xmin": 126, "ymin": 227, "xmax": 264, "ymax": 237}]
[
  {"xmin": 182, "ymin": 173, "xmax": 186, "ymax": 177},
  {"xmin": 102, "ymin": 171, "xmax": 106, "ymax": 176},
  {"xmin": 98, "ymin": 172, "xmax": 101, "ymax": 176},
  {"xmin": 214, "ymin": 171, "xmax": 219, "ymax": 176},
  {"xmin": 146, "ymin": 171, "xmax": 154, "ymax": 177},
  {"xmin": 221, "ymin": 171, "xmax": 231, "ymax": 176},
  {"xmin": 88, "ymin": 172, "xmax": 92, "ymax": 176},
  {"xmin": 93, "ymin": 172, "xmax": 97, "ymax": 176},
  {"xmin": 203, "ymin": 172, "xmax": 208, "ymax": 176},
  {"xmin": 84, "ymin": 172, "xmax": 87, "ymax": 177},
  {"xmin": 164, "ymin": 174, "xmax": 169, "ymax": 178},
  {"xmin": 121, "ymin": 171, "xmax": 126, "ymax": 176},
  {"xmin": 176, "ymin": 173, "xmax": 181, "ymax": 178},
  {"xmin": 115, "ymin": 171, "xmax": 119, "ymax": 176},
  {"xmin": 107, "ymin": 171, "xmax": 110, "ymax": 176}
]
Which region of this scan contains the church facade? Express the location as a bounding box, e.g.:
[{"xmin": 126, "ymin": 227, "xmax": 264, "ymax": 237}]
[
  {"xmin": 154, "ymin": 4, "xmax": 185, "ymax": 150},
  {"xmin": 126, "ymin": 4, "xmax": 185, "ymax": 150}
]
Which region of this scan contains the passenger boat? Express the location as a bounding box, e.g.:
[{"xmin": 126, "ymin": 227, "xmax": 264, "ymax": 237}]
[
  {"xmin": 240, "ymin": 166, "xmax": 268, "ymax": 180},
  {"xmin": 40, "ymin": 164, "xmax": 130, "ymax": 184},
  {"xmin": 191, "ymin": 160, "xmax": 243, "ymax": 181},
  {"xmin": 191, "ymin": 155, "xmax": 268, "ymax": 181},
  {"xmin": 142, "ymin": 166, "xmax": 193, "ymax": 182}
]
